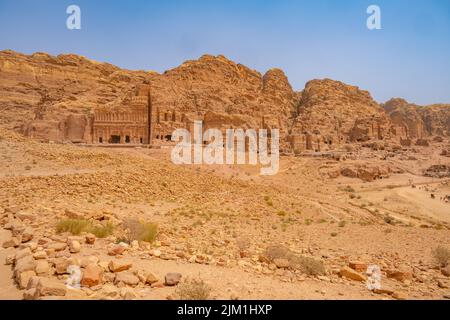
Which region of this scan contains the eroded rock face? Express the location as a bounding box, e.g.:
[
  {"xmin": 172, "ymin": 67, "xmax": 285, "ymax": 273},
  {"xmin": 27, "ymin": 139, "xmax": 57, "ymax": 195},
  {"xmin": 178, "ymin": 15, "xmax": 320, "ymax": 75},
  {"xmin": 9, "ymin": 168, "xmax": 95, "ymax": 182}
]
[
  {"xmin": 1, "ymin": 50, "xmax": 448, "ymax": 148},
  {"xmin": 147, "ymin": 55, "xmax": 296, "ymax": 142},
  {"xmin": 383, "ymin": 98, "xmax": 426, "ymax": 139},
  {"xmin": 419, "ymin": 104, "xmax": 450, "ymax": 137},
  {"xmin": 383, "ymin": 98, "xmax": 450, "ymax": 138},
  {"xmin": 0, "ymin": 50, "xmax": 152, "ymax": 142},
  {"xmin": 289, "ymin": 79, "xmax": 392, "ymax": 151},
  {"xmin": 1, "ymin": 51, "xmax": 299, "ymax": 144}
]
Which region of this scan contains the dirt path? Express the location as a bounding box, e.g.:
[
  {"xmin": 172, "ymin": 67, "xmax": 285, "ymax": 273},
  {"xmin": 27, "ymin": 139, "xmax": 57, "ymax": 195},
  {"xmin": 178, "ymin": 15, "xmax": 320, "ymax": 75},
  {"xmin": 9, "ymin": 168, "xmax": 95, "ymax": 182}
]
[{"xmin": 395, "ymin": 187, "xmax": 450, "ymax": 223}]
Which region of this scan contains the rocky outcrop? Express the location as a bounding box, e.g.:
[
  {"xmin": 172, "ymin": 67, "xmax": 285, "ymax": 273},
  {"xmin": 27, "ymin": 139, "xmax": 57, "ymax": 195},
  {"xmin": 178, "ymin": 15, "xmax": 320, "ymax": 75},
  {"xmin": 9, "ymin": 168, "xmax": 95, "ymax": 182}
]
[
  {"xmin": 383, "ymin": 98, "xmax": 450, "ymax": 138},
  {"xmin": 419, "ymin": 104, "xmax": 450, "ymax": 137},
  {"xmin": 383, "ymin": 98, "xmax": 426, "ymax": 139},
  {"xmin": 148, "ymin": 55, "xmax": 296, "ymax": 135},
  {"xmin": 0, "ymin": 51, "xmax": 298, "ymax": 143},
  {"xmin": 0, "ymin": 50, "xmax": 152, "ymax": 142},
  {"xmin": 289, "ymin": 79, "xmax": 392, "ymax": 152},
  {"xmin": 1, "ymin": 50, "xmax": 448, "ymax": 147},
  {"xmin": 340, "ymin": 164, "xmax": 392, "ymax": 182}
]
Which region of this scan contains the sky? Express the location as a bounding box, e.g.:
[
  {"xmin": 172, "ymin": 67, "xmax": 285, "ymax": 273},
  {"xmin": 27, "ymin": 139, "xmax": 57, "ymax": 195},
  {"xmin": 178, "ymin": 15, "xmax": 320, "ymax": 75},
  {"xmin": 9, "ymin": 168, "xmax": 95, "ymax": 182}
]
[{"xmin": 0, "ymin": 0, "xmax": 449, "ymax": 105}]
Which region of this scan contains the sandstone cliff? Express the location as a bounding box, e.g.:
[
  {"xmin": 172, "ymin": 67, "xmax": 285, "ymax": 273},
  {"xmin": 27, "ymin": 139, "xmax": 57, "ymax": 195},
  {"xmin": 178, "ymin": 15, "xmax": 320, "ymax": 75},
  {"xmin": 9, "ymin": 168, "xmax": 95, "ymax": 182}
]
[
  {"xmin": 148, "ymin": 55, "xmax": 296, "ymax": 132},
  {"xmin": 0, "ymin": 51, "xmax": 298, "ymax": 143},
  {"xmin": 1, "ymin": 50, "xmax": 448, "ymax": 147},
  {"xmin": 383, "ymin": 98, "xmax": 450, "ymax": 137},
  {"xmin": 290, "ymin": 79, "xmax": 391, "ymax": 149},
  {"xmin": 0, "ymin": 50, "xmax": 153, "ymax": 142}
]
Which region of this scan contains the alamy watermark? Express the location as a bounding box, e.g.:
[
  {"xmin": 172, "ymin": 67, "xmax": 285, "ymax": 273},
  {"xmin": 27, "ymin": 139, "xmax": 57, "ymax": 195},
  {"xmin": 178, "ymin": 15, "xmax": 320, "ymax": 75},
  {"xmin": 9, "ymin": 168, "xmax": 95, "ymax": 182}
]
[
  {"xmin": 367, "ymin": 5, "xmax": 382, "ymax": 30},
  {"xmin": 366, "ymin": 265, "xmax": 382, "ymax": 290},
  {"xmin": 170, "ymin": 121, "xmax": 280, "ymax": 176},
  {"xmin": 65, "ymin": 5, "xmax": 381, "ymax": 31},
  {"xmin": 66, "ymin": 5, "xmax": 81, "ymax": 30}
]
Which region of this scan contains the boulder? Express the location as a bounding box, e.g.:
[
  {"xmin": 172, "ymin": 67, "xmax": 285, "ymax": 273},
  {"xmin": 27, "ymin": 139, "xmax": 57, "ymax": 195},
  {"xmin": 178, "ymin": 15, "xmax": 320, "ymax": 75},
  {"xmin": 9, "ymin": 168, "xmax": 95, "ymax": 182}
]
[
  {"xmin": 26, "ymin": 276, "xmax": 41, "ymax": 289},
  {"xmin": 35, "ymin": 260, "xmax": 50, "ymax": 275},
  {"xmin": 108, "ymin": 260, "xmax": 132, "ymax": 273},
  {"xmin": 339, "ymin": 267, "xmax": 367, "ymax": 282},
  {"xmin": 145, "ymin": 272, "xmax": 159, "ymax": 285},
  {"xmin": 33, "ymin": 250, "xmax": 48, "ymax": 260},
  {"xmin": 114, "ymin": 272, "xmax": 140, "ymax": 287},
  {"xmin": 373, "ymin": 288, "xmax": 394, "ymax": 295},
  {"xmin": 21, "ymin": 228, "xmax": 34, "ymax": 243},
  {"xmin": 164, "ymin": 273, "xmax": 182, "ymax": 286},
  {"xmin": 53, "ymin": 258, "xmax": 69, "ymax": 274},
  {"xmin": 36, "ymin": 278, "xmax": 67, "ymax": 297},
  {"xmin": 18, "ymin": 270, "xmax": 36, "ymax": 289},
  {"xmin": 14, "ymin": 255, "xmax": 36, "ymax": 275},
  {"xmin": 69, "ymin": 240, "xmax": 81, "ymax": 253},
  {"xmin": 10, "ymin": 223, "xmax": 25, "ymax": 237},
  {"xmin": 23, "ymin": 289, "xmax": 37, "ymax": 300},
  {"xmin": 349, "ymin": 261, "xmax": 367, "ymax": 272},
  {"xmin": 392, "ymin": 291, "xmax": 408, "ymax": 300},
  {"xmin": 80, "ymin": 256, "xmax": 99, "ymax": 268},
  {"xmin": 99, "ymin": 284, "xmax": 119, "ymax": 299},
  {"xmin": 386, "ymin": 269, "xmax": 413, "ymax": 282},
  {"xmin": 2, "ymin": 237, "xmax": 20, "ymax": 248},
  {"xmin": 120, "ymin": 287, "xmax": 139, "ymax": 300},
  {"xmin": 85, "ymin": 233, "xmax": 96, "ymax": 245},
  {"xmin": 81, "ymin": 264, "xmax": 103, "ymax": 287},
  {"xmin": 108, "ymin": 245, "xmax": 126, "ymax": 256},
  {"xmin": 47, "ymin": 242, "xmax": 67, "ymax": 252},
  {"xmin": 15, "ymin": 247, "xmax": 32, "ymax": 261}
]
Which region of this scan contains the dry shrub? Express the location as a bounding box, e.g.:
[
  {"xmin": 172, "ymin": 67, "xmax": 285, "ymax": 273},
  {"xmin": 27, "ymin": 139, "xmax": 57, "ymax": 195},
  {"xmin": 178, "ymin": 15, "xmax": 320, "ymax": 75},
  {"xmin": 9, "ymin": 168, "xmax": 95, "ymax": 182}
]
[
  {"xmin": 289, "ymin": 255, "xmax": 325, "ymax": 276},
  {"xmin": 265, "ymin": 245, "xmax": 291, "ymax": 261},
  {"xmin": 56, "ymin": 219, "xmax": 91, "ymax": 235},
  {"xmin": 56, "ymin": 219, "xmax": 114, "ymax": 238},
  {"xmin": 433, "ymin": 246, "xmax": 450, "ymax": 267},
  {"xmin": 264, "ymin": 244, "xmax": 325, "ymax": 276},
  {"xmin": 175, "ymin": 277, "xmax": 212, "ymax": 300},
  {"xmin": 123, "ymin": 218, "xmax": 158, "ymax": 243},
  {"xmin": 90, "ymin": 222, "xmax": 114, "ymax": 238}
]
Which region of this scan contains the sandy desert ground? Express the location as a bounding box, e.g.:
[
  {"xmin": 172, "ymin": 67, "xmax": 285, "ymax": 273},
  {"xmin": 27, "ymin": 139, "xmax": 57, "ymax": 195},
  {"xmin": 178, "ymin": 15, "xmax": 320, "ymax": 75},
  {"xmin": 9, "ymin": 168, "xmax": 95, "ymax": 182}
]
[{"xmin": 1, "ymin": 128, "xmax": 450, "ymax": 300}]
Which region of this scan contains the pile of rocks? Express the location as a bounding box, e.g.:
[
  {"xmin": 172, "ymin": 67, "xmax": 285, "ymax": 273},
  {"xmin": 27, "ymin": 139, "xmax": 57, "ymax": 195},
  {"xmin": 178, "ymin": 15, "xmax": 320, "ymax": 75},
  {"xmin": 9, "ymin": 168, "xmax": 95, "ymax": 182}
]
[{"xmin": 4, "ymin": 233, "xmax": 184, "ymax": 300}]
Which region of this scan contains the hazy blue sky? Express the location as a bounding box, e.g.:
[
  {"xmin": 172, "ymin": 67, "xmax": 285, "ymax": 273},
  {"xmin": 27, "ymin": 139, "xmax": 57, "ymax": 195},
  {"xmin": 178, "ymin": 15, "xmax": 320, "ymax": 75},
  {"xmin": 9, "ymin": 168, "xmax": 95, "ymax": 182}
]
[{"xmin": 1, "ymin": 0, "xmax": 449, "ymax": 105}]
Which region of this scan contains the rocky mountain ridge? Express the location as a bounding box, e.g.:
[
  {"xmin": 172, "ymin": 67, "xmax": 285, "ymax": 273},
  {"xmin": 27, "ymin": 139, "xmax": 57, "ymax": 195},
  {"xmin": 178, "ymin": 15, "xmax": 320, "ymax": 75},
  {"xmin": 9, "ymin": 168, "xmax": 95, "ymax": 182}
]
[{"xmin": 0, "ymin": 50, "xmax": 449, "ymax": 146}]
